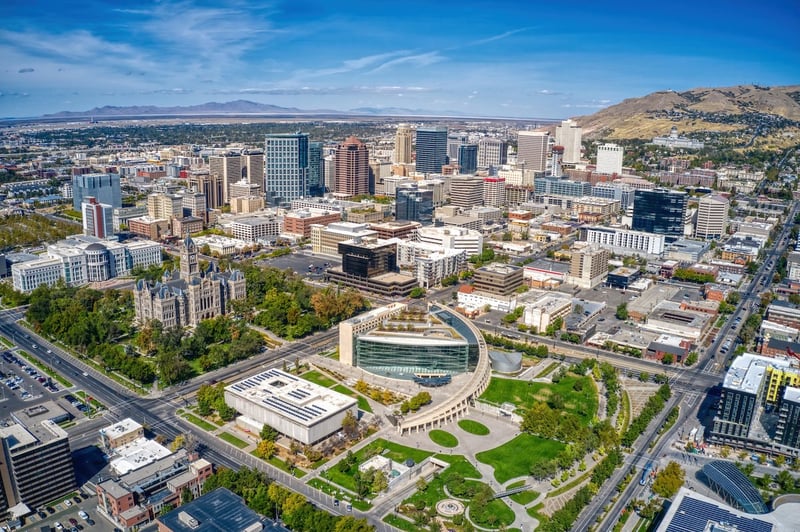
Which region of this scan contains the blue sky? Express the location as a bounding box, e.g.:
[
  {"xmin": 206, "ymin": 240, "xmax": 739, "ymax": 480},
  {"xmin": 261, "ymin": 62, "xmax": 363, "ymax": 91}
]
[{"xmin": 1, "ymin": 0, "xmax": 798, "ymax": 118}]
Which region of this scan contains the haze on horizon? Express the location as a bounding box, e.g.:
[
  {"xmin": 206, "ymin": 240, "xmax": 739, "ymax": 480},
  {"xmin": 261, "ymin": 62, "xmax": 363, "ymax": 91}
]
[{"xmin": 1, "ymin": 0, "xmax": 798, "ymax": 119}]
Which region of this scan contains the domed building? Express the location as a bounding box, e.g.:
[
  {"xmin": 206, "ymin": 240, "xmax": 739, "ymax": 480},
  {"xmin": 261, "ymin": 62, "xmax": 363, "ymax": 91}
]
[{"xmin": 133, "ymin": 235, "xmax": 246, "ymax": 328}]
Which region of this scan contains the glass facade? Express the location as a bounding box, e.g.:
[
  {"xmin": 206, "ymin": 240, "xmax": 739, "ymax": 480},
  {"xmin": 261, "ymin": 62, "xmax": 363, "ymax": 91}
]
[
  {"xmin": 458, "ymin": 144, "xmax": 478, "ymax": 174},
  {"xmin": 264, "ymin": 133, "xmax": 309, "ymax": 206},
  {"xmin": 355, "ymin": 336, "xmax": 471, "ymax": 380},
  {"xmin": 308, "ymin": 141, "xmax": 324, "ymax": 197},
  {"xmin": 415, "ymin": 127, "xmax": 448, "ymax": 174},
  {"xmin": 631, "ymin": 189, "xmax": 687, "ymax": 236},
  {"xmin": 395, "ymin": 185, "xmax": 433, "ymax": 224}
]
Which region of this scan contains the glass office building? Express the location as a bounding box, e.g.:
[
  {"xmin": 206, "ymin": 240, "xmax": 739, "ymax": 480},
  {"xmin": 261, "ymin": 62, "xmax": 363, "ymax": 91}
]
[{"xmin": 631, "ymin": 188, "xmax": 687, "ymax": 236}]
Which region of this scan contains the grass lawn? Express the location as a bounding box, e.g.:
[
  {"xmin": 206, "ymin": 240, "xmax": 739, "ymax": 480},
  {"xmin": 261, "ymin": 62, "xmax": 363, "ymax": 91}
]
[
  {"xmin": 509, "ymin": 490, "xmax": 539, "ymax": 505},
  {"xmin": 332, "ymin": 384, "xmax": 373, "ymax": 413},
  {"xmin": 476, "ymin": 433, "xmax": 565, "ymax": 483},
  {"xmin": 182, "ymin": 412, "xmax": 216, "ymax": 431},
  {"xmin": 383, "ymin": 514, "xmax": 418, "ymax": 532},
  {"xmin": 326, "ymin": 439, "xmax": 433, "ymax": 493},
  {"xmin": 429, "ymin": 430, "xmax": 458, "ymax": 448},
  {"xmin": 534, "ymin": 361, "xmax": 561, "ymax": 378},
  {"xmin": 470, "ymin": 497, "xmax": 515, "ymax": 529},
  {"xmin": 404, "ymin": 454, "xmax": 481, "ymax": 511},
  {"xmin": 301, "ymin": 370, "xmax": 337, "ymax": 388},
  {"xmin": 218, "ymin": 432, "xmax": 248, "ymax": 449},
  {"xmin": 0, "ymin": 336, "xmax": 12, "ymax": 348},
  {"xmin": 458, "ymin": 419, "xmax": 490, "ymax": 436},
  {"xmin": 480, "ymin": 375, "xmax": 598, "ymax": 424}
]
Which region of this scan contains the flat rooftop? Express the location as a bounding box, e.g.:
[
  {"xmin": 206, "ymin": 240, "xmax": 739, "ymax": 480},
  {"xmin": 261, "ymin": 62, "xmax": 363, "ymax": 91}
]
[
  {"xmin": 101, "ymin": 417, "xmax": 143, "ymax": 439},
  {"xmin": 226, "ymin": 368, "xmax": 356, "ymax": 427},
  {"xmin": 110, "ymin": 437, "xmax": 173, "ymax": 475},
  {"xmin": 723, "ymin": 353, "xmax": 792, "ymax": 395},
  {"xmin": 784, "ymin": 386, "xmax": 800, "ymax": 404}
]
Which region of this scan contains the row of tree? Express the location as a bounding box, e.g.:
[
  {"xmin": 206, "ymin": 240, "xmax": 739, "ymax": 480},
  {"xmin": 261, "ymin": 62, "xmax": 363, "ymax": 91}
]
[{"xmin": 621, "ymin": 383, "xmax": 672, "ymax": 447}]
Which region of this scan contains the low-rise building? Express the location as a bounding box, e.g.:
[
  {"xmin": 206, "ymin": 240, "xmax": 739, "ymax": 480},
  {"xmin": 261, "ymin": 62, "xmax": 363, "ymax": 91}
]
[
  {"xmin": 156, "ymin": 487, "xmax": 277, "ymax": 532},
  {"xmin": 456, "ymin": 284, "xmax": 517, "ymax": 313},
  {"xmin": 472, "ymin": 264, "xmax": 524, "ymax": 296},
  {"xmin": 100, "ymin": 418, "xmax": 145, "ymax": 451},
  {"xmin": 311, "ymin": 222, "xmax": 377, "ymax": 256},
  {"xmin": 283, "ymin": 208, "xmax": 342, "ymax": 238},
  {"xmin": 128, "ymin": 216, "xmax": 171, "ymax": 240},
  {"xmin": 606, "ymin": 266, "xmax": 641, "ymax": 289},
  {"xmin": 229, "ymin": 216, "xmax": 283, "ymax": 242},
  {"xmin": 522, "ymin": 294, "xmax": 572, "ymax": 333},
  {"xmin": 645, "ymin": 334, "xmax": 692, "ymax": 364}
]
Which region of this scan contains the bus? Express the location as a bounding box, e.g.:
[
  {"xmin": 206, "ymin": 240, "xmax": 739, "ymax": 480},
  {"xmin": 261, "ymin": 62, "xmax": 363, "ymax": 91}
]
[
  {"xmin": 640, "ymin": 462, "xmax": 654, "ymax": 486},
  {"xmin": 413, "ymin": 373, "xmax": 452, "ymax": 387}
]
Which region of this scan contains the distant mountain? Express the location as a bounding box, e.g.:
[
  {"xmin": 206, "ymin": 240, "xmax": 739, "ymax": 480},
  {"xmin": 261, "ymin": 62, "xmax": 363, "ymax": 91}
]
[
  {"xmin": 575, "ymin": 84, "xmax": 800, "ymax": 141},
  {"xmin": 348, "ymin": 106, "xmax": 466, "ymax": 117},
  {"xmin": 41, "ymin": 100, "xmax": 318, "ymax": 119}
]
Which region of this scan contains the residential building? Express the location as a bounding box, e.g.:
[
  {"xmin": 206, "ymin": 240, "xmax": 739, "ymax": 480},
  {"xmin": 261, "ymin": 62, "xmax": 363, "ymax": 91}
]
[
  {"xmin": 516, "ymin": 131, "xmax": 548, "ymax": 172},
  {"xmin": 554, "ymin": 119, "xmax": 582, "ymax": 164},
  {"xmin": 535, "ymin": 177, "xmax": 592, "ymax": 197},
  {"xmin": 766, "ymin": 303, "xmax": 800, "ymax": 330},
  {"xmin": 457, "ymin": 144, "xmax": 478, "ymax": 174},
  {"xmin": 567, "ymin": 245, "xmax": 610, "ymax": 289},
  {"xmin": 82, "ymin": 196, "xmax": 113, "ymax": 238},
  {"xmin": 415, "ymin": 127, "xmax": 448, "ymax": 174},
  {"xmin": 595, "ymin": 143, "xmax": 623, "ymax": 175},
  {"xmin": 695, "ymin": 194, "xmax": 729, "ymax": 239},
  {"xmin": 632, "ymin": 188, "xmax": 688, "ymax": 236},
  {"xmin": 265, "ymin": 132, "xmax": 309, "ymax": 205},
  {"xmin": 308, "ymin": 141, "xmax": 324, "ymax": 196},
  {"xmin": 477, "ymin": 138, "xmax": 508, "ymax": 168},
  {"xmin": 72, "ymin": 173, "xmax": 121, "ymax": 211},
  {"xmin": 789, "ymin": 252, "xmax": 800, "ymax": 282},
  {"xmin": 394, "ymin": 124, "xmax": 414, "ymax": 164},
  {"xmin": 395, "ymin": 184, "xmax": 434, "ymax": 224},
  {"xmin": 776, "ymin": 387, "xmax": 800, "ymax": 449},
  {"xmin": 482, "ymin": 177, "xmax": 505, "ymax": 208},
  {"xmin": 334, "ymin": 136, "xmax": 370, "ymax": 198},
  {"xmin": 100, "ymin": 418, "xmax": 145, "ymax": 451},
  {"xmin": 133, "ymin": 235, "xmax": 246, "ymax": 328},
  {"xmin": 0, "ymin": 408, "xmax": 76, "ymax": 515}
]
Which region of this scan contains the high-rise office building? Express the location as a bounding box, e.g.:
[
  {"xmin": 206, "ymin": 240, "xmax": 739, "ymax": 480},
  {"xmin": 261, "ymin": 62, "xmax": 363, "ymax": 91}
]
[
  {"xmin": 458, "ymin": 144, "xmax": 478, "ymax": 174},
  {"xmin": 477, "ymin": 138, "xmax": 508, "ymax": 168},
  {"xmin": 181, "ymin": 190, "xmax": 207, "ymax": 223},
  {"xmin": 208, "ymin": 153, "xmax": 243, "ymax": 205},
  {"xmin": 334, "ymin": 136, "xmax": 370, "ymax": 198},
  {"xmin": 395, "ymin": 184, "xmax": 433, "ymax": 224},
  {"xmin": 265, "ymin": 132, "xmax": 309, "ymax": 206},
  {"xmin": 449, "ymin": 175, "xmax": 484, "ymax": 208},
  {"xmin": 415, "ymin": 127, "xmax": 448, "ymax": 174},
  {"xmin": 554, "ymin": 119, "xmax": 582, "ymax": 164},
  {"xmin": 596, "ymin": 143, "xmax": 623, "ymax": 175},
  {"xmin": 394, "ymin": 125, "xmax": 414, "ymax": 164},
  {"xmin": 241, "ymin": 150, "xmax": 264, "ymax": 187},
  {"xmin": 82, "ymin": 196, "xmax": 113, "ymax": 238},
  {"xmin": 516, "ymin": 131, "xmax": 549, "ymax": 172},
  {"xmin": 308, "ymin": 141, "xmax": 324, "ymax": 197},
  {"xmin": 147, "ymin": 193, "xmax": 182, "ymax": 220},
  {"xmin": 482, "ymin": 177, "xmax": 506, "ymax": 208},
  {"xmin": 323, "ymin": 155, "xmax": 336, "ymax": 193},
  {"xmin": 72, "ymin": 173, "xmax": 121, "ymax": 211},
  {"xmin": 632, "ymin": 189, "xmax": 687, "ymax": 236},
  {"xmin": 695, "ymin": 194, "xmax": 729, "ymax": 240},
  {"xmin": 447, "ymin": 133, "xmax": 468, "ymax": 163},
  {"xmin": 188, "ymin": 171, "xmax": 224, "ymax": 210}
]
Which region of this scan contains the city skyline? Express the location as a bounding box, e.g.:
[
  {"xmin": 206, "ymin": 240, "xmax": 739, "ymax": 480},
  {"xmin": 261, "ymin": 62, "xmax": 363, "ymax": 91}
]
[{"xmin": 1, "ymin": 0, "xmax": 798, "ymax": 118}]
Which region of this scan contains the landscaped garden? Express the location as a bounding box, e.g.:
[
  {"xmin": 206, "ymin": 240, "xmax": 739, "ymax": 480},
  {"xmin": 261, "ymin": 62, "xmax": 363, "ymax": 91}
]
[
  {"xmin": 429, "ymin": 429, "xmax": 458, "ymax": 448},
  {"xmin": 458, "ymin": 419, "xmax": 490, "ymax": 435},
  {"xmin": 476, "ymin": 433, "xmax": 566, "ymax": 483}
]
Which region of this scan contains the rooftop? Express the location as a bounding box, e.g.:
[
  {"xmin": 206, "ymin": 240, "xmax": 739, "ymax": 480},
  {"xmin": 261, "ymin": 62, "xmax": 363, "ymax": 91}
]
[
  {"xmin": 101, "ymin": 418, "xmax": 143, "ymax": 439},
  {"xmin": 158, "ymin": 487, "xmax": 283, "ymax": 532},
  {"xmin": 783, "ymin": 386, "xmax": 800, "ymax": 404},
  {"xmin": 109, "ymin": 437, "xmax": 173, "ymax": 475},
  {"xmin": 723, "ymin": 353, "xmax": 792, "ymax": 395}
]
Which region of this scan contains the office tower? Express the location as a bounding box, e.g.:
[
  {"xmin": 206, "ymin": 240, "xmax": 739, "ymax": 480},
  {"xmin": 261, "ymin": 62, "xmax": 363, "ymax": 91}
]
[
  {"xmin": 516, "ymin": 131, "xmax": 549, "ymax": 172},
  {"xmin": 695, "ymin": 194, "xmax": 729, "ymax": 239},
  {"xmin": 415, "ymin": 127, "xmax": 448, "ymax": 174},
  {"xmin": 632, "ymin": 189, "xmax": 687, "ymax": 236},
  {"xmin": 449, "ymin": 175, "xmax": 484, "ymax": 208},
  {"xmin": 482, "ymin": 177, "xmax": 506, "ymax": 208},
  {"xmin": 394, "ymin": 124, "xmax": 414, "ymax": 164},
  {"xmin": 568, "ymin": 245, "xmax": 610, "ymax": 289},
  {"xmin": 551, "ymin": 146, "xmax": 564, "ymax": 178},
  {"xmin": 147, "ymin": 193, "xmax": 182, "ymax": 220},
  {"xmin": 82, "ymin": 196, "xmax": 113, "ymax": 238},
  {"xmin": 323, "ymin": 155, "xmax": 336, "ymax": 193},
  {"xmin": 0, "ymin": 412, "xmax": 76, "ymax": 514},
  {"xmin": 554, "ymin": 119, "xmax": 582, "ymax": 164},
  {"xmin": 189, "ymin": 172, "xmax": 224, "ymax": 210},
  {"xmin": 182, "ymin": 190, "xmax": 207, "ymax": 222},
  {"xmin": 72, "ymin": 173, "xmax": 121, "ymax": 211},
  {"xmin": 596, "ymin": 143, "xmax": 624, "ymax": 175},
  {"xmin": 477, "ymin": 138, "xmax": 508, "ymax": 168},
  {"xmin": 458, "ymin": 144, "xmax": 478, "ymax": 174},
  {"xmin": 208, "ymin": 153, "xmax": 242, "ymax": 205},
  {"xmin": 241, "ymin": 150, "xmax": 264, "ymax": 186},
  {"xmin": 395, "ymin": 184, "xmax": 433, "ymax": 224},
  {"xmin": 447, "ymin": 133, "xmax": 468, "ymax": 163},
  {"xmin": 308, "ymin": 141, "xmax": 324, "ymax": 196},
  {"xmin": 265, "ymin": 132, "xmax": 309, "ymax": 205},
  {"xmin": 334, "ymin": 136, "xmax": 370, "ymax": 198}
]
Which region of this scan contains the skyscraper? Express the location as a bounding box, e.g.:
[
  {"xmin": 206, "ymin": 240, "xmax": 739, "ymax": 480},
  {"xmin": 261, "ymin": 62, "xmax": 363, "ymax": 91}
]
[
  {"xmin": 334, "ymin": 136, "xmax": 370, "ymax": 198},
  {"xmin": 208, "ymin": 153, "xmax": 243, "ymax": 205},
  {"xmin": 554, "ymin": 119, "xmax": 582, "ymax": 164},
  {"xmin": 482, "ymin": 177, "xmax": 505, "ymax": 208},
  {"xmin": 477, "ymin": 138, "xmax": 508, "ymax": 168},
  {"xmin": 516, "ymin": 131, "xmax": 549, "ymax": 172},
  {"xmin": 308, "ymin": 141, "xmax": 324, "ymax": 197},
  {"xmin": 395, "ymin": 184, "xmax": 433, "ymax": 224},
  {"xmin": 265, "ymin": 132, "xmax": 309, "ymax": 205},
  {"xmin": 72, "ymin": 173, "xmax": 121, "ymax": 211},
  {"xmin": 415, "ymin": 127, "xmax": 448, "ymax": 174},
  {"xmin": 632, "ymin": 189, "xmax": 687, "ymax": 236},
  {"xmin": 447, "ymin": 133, "xmax": 468, "ymax": 163},
  {"xmin": 241, "ymin": 150, "xmax": 264, "ymax": 187},
  {"xmin": 596, "ymin": 143, "xmax": 623, "ymax": 175},
  {"xmin": 449, "ymin": 175, "xmax": 484, "ymax": 208},
  {"xmin": 394, "ymin": 125, "xmax": 414, "ymax": 164},
  {"xmin": 458, "ymin": 144, "xmax": 478, "ymax": 174},
  {"xmin": 695, "ymin": 194, "xmax": 729, "ymax": 239},
  {"xmin": 82, "ymin": 196, "xmax": 113, "ymax": 238}
]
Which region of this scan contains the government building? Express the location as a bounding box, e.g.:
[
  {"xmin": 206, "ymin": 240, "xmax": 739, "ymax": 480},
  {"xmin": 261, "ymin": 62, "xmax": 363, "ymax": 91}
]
[{"xmin": 133, "ymin": 235, "xmax": 246, "ymax": 328}]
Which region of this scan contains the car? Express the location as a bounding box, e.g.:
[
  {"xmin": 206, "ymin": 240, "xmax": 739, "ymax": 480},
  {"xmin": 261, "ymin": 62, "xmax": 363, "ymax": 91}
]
[
  {"xmin": 333, "ymin": 499, "xmax": 339, "ymax": 507},
  {"xmin": 38, "ymin": 510, "xmax": 47, "ymax": 519},
  {"xmin": 46, "ymin": 507, "xmax": 55, "ymax": 514},
  {"xmin": 46, "ymin": 349, "xmax": 52, "ymax": 354},
  {"xmin": 86, "ymin": 519, "xmax": 95, "ymax": 526},
  {"xmin": 64, "ymin": 499, "xmax": 72, "ymax": 507},
  {"xmin": 69, "ymin": 518, "xmax": 78, "ymax": 526},
  {"xmin": 78, "ymin": 511, "xmax": 88, "ymax": 520},
  {"xmin": 346, "ymin": 503, "xmax": 352, "ymax": 512},
  {"xmin": 71, "ymin": 527, "xmax": 79, "ymax": 532},
  {"xmin": 54, "ymin": 522, "xmax": 63, "ymax": 531},
  {"xmin": 31, "ymin": 344, "xmax": 37, "ymax": 349},
  {"xmin": 73, "ymin": 495, "xmax": 82, "ymax": 504}
]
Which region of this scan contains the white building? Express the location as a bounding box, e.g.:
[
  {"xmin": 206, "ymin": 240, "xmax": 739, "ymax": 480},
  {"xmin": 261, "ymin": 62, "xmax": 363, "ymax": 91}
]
[
  {"xmin": 554, "ymin": 119, "xmax": 582, "ymax": 164},
  {"xmin": 477, "ymin": 138, "xmax": 507, "ymax": 168},
  {"xmin": 311, "ymin": 221, "xmax": 378, "ymax": 256},
  {"xmin": 583, "ymin": 226, "xmax": 665, "ymax": 256},
  {"xmin": 339, "ymin": 303, "xmax": 407, "ymax": 365},
  {"xmin": 522, "ymin": 294, "xmax": 572, "ymax": 333},
  {"xmin": 595, "ymin": 143, "xmax": 623, "ymax": 175},
  {"xmin": 516, "ymin": 131, "xmax": 548, "ymax": 172},
  {"xmin": 414, "ymin": 226, "xmax": 483, "ymax": 257},
  {"xmin": 396, "ymin": 241, "xmax": 467, "ymax": 288},
  {"xmin": 224, "ymin": 368, "xmax": 358, "ymax": 444},
  {"xmin": 229, "ymin": 216, "xmax": 283, "ymax": 242},
  {"xmin": 457, "ymin": 285, "xmax": 517, "ymax": 313},
  {"xmin": 788, "ymin": 252, "xmax": 800, "ymax": 282},
  {"xmin": 695, "ymin": 194, "xmax": 729, "ymax": 239}
]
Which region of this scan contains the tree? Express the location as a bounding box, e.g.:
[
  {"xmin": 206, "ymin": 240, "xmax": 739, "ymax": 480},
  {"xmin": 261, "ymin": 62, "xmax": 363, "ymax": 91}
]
[
  {"xmin": 260, "ymin": 424, "xmax": 279, "ymax": 442},
  {"xmin": 639, "ymin": 372, "xmax": 650, "ymax": 382},
  {"xmin": 341, "ymin": 410, "xmax": 358, "ymax": 439},
  {"xmin": 255, "ymin": 439, "xmax": 276, "ymax": 460},
  {"xmin": 181, "ymin": 487, "xmax": 194, "ymax": 504},
  {"xmin": 684, "ymin": 352, "xmax": 698, "ymax": 366},
  {"xmin": 615, "ymin": 303, "xmax": 629, "ymax": 321},
  {"xmin": 652, "ymin": 461, "xmax": 685, "ymax": 499},
  {"xmin": 661, "ymin": 353, "xmax": 674, "ymax": 365},
  {"xmin": 409, "ymin": 287, "xmax": 426, "ymax": 299}
]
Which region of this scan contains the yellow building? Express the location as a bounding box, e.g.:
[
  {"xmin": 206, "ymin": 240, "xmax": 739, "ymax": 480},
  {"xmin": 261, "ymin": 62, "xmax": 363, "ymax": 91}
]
[{"xmin": 765, "ymin": 365, "xmax": 800, "ymax": 404}]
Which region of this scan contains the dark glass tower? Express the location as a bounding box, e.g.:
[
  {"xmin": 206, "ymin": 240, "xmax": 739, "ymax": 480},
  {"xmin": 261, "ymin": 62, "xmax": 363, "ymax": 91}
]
[
  {"xmin": 632, "ymin": 189, "xmax": 687, "ymax": 236},
  {"xmin": 415, "ymin": 127, "xmax": 448, "ymax": 174},
  {"xmin": 395, "ymin": 184, "xmax": 433, "ymax": 224},
  {"xmin": 308, "ymin": 141, "xmax": 324, "ymax": 197},
  {"xmin": 457, "ymin": 144, "xmax": 478, "ymax": 174}
]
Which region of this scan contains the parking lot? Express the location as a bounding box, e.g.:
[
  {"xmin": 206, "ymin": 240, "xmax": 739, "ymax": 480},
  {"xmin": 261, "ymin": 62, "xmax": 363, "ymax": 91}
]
[
  {"xmin": 17, "ymin": 491, "xmax": 115, "ymax": 532},
  {"xmin": 255, "ymin": 249, "xmax": 341, "ymax": 278}
]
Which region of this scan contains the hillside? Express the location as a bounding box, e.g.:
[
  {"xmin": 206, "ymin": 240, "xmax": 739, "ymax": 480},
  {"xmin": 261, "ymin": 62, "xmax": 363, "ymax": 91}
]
[{"xmin": 576, "ymin": 84, "xmax": 800, "ymax": 144}]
